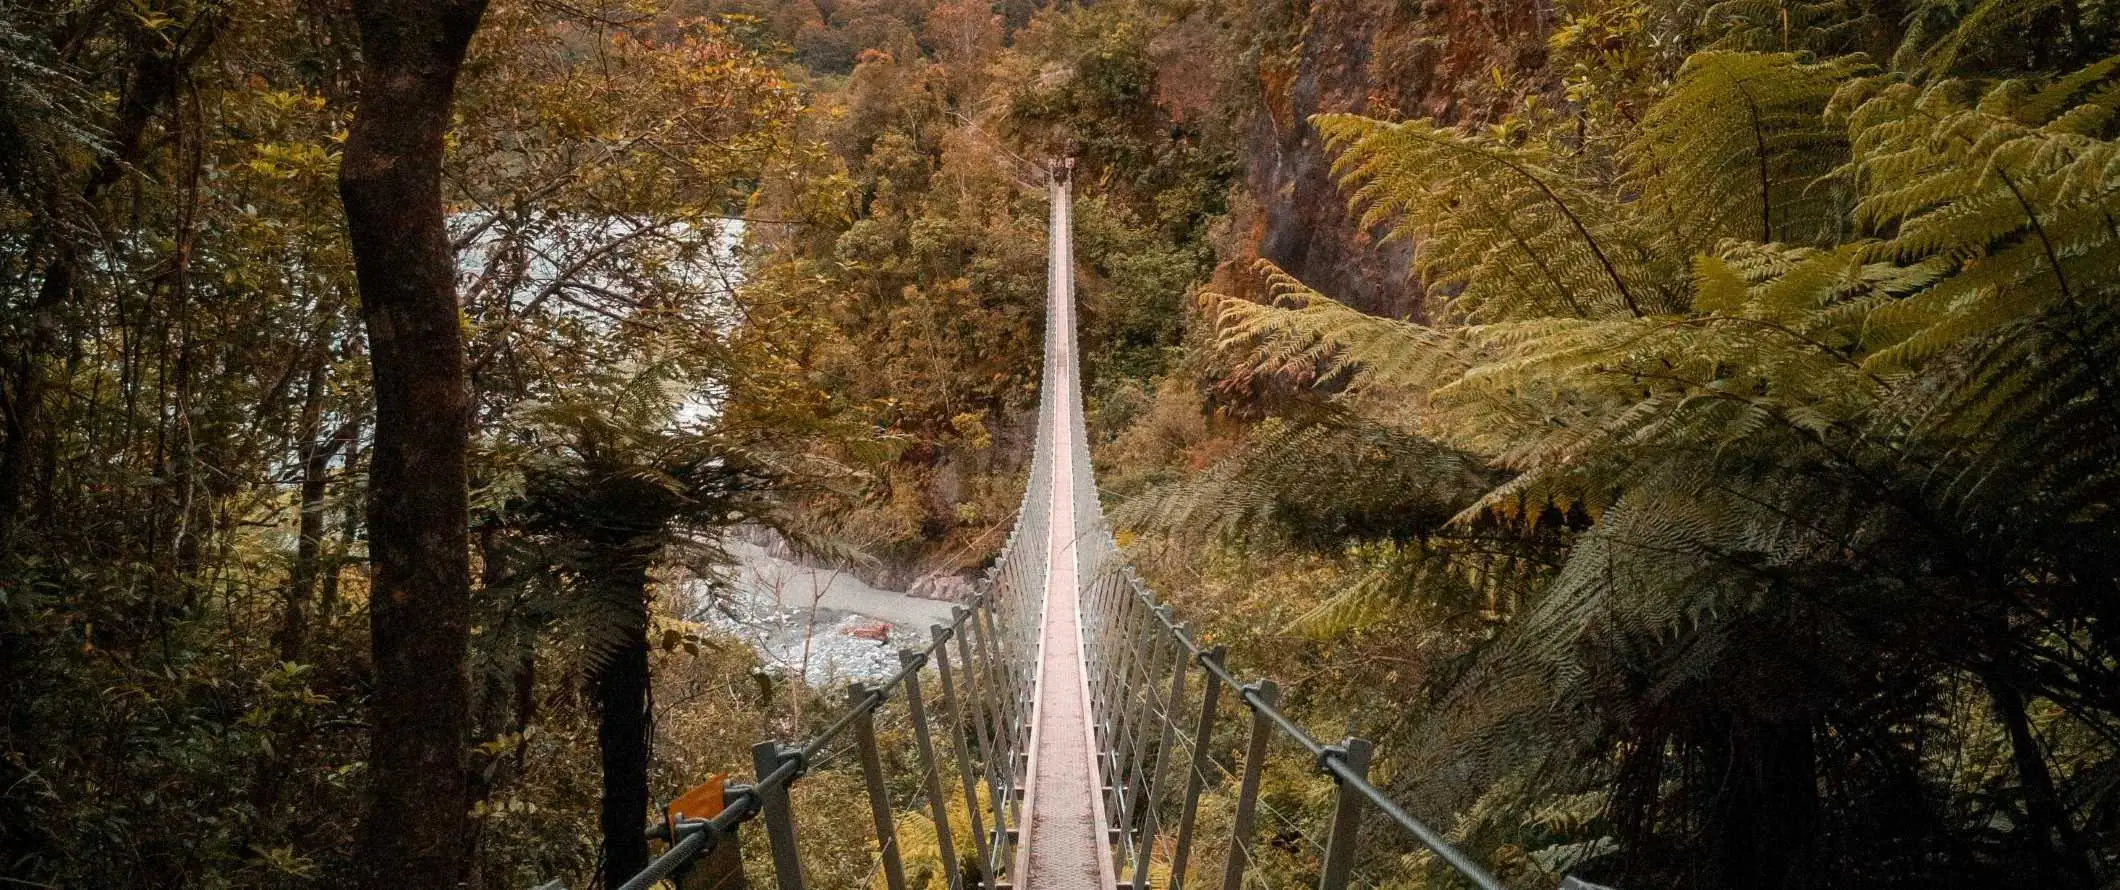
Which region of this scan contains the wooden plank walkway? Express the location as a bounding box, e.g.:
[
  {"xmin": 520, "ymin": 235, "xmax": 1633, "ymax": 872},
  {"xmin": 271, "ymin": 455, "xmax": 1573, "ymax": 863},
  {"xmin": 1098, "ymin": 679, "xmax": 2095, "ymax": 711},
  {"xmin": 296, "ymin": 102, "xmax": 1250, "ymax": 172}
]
[{"xmin": 1012, "ymin": 176, "xmax": 1117, "ymax": 890}]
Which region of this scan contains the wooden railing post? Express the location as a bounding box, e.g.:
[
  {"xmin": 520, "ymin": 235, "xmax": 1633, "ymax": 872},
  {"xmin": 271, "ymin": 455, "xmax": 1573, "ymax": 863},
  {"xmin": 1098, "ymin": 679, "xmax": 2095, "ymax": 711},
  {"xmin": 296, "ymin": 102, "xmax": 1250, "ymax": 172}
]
[
  {"xmin": 1169, "ymin": 647, "xmax": 1226, "ymax": 890},
  {"xmin": 850, "ymin": 685, "xmax": 908, "ymax": 890},
  {"xmin": 1220, "ymin": 681, "xmax": 1277, "ymax": 890},
  {"xmin": 751, "ymin": 742, "xmax": 808, "ymax": 890},
  {"xmin": 901, "ymin": 650, "xmax": 962, "ymax": 890},
  {"xmin": 1316, "ymin": 738, "xmax": 1375, "ymax": 890}
]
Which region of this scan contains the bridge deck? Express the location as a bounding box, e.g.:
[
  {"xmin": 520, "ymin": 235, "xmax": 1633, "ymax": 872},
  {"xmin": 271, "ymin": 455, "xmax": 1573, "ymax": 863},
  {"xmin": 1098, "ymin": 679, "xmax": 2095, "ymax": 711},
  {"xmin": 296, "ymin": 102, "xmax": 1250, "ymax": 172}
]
[{"xmin": 1012, "ymin": 178, "xmax": 1116, "ymax": 890}]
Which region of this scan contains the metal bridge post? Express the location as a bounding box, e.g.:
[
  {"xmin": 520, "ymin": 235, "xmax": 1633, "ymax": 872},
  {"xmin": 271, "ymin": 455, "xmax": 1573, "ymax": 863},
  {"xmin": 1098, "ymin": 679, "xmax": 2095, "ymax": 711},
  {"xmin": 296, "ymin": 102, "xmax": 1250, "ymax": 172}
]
[
  {"xmin": 1220, "ymin": 680, "xmax": 1278, "ymax": 890},
  {"xmin": 1316, "ymin": 738, "xmax": 1375, "ymax": 890},
  {"xmin": 751, "ymin": 742, "xmax": 809, "ymax": 890},
  {"xmin": 1119, "ymin": 606, "xmax": 1174, "ymax": 848},
  {"xmin": 901, "ymin": 650, "xmax": 963, "ymax": 890},
  {"xmin": 954, "ymin": 606, "xmax": 1011, "ymax": 877},
  {"xmin": 933, "ymin": 624, "xmax": 996, "ymax": 889},
  {"xmin": 851, "ymin": 685, "xmax": 909, "ymax": 890},
  {"xmin": 1107, "ymin": 597, "xmax": 1153, "ymax": 836},
  {"xmin": 971, "ymin": 597, "xmax": 1017, "ymax": 801},
  {"xmin": 1168, "ymin": 646, "xmax": 1226, "ymax": 890},
  {"xmin": 1131, "ymin": 623, "xmax": 1191, "ymax": 890}
]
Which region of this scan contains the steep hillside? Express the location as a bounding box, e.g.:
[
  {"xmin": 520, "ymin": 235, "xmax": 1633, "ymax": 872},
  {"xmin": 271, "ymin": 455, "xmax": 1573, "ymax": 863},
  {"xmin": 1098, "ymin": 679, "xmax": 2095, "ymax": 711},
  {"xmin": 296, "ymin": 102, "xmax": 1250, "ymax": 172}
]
[
  {"xmin": 1240, "ymin": 0, "xmax": 1552, "ymax": 317},
  {"xmin": 713, "ymin": 0, "xmax": 1562, "ymax": 582}
]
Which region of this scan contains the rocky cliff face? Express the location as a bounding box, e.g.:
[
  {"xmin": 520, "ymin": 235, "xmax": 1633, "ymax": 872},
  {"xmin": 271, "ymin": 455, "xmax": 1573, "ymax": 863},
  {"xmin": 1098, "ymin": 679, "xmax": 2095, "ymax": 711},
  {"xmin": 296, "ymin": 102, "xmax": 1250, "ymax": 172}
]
[{"xmin": 1240, "ymin": 0, "xmax": 1553, "ymax": 318}]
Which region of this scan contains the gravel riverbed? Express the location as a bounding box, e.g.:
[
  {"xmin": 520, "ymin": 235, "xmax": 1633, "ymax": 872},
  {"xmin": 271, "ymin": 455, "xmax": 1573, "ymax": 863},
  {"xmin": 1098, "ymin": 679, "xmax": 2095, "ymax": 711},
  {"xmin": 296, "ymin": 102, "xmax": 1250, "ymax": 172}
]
[{"xmin": 688, "ymin": 541, "xmax": 958, "ymax": 688}]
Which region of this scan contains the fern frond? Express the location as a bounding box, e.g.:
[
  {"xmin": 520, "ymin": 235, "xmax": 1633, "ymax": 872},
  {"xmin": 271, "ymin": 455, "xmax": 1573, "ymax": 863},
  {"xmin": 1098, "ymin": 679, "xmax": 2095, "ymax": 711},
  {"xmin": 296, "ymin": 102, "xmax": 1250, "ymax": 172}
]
[
  {"xmin": 1393, "ymin": 474, "xmax": 1860, "ymax": 821},
  {"xmin": 1836, "ymin": 57, "xmax": 2120, "ymax": 372},
  {"xmin": 1892, "ymin": 0, "xmax": 2086, "ymax": 76},
  {"xmin": 1312, "ymin": 114, "xmax": 1662, "ymax": 320},
  {"xmin": 1703, "ymin": 0, "xmax": 1881, "ymax": 55},
  {"xmin": 1626, "ymin": 52, "xmax": 1871, "ymax": 249},
  {"xmin": 1216, "ymin": 262, "xmax": 1482, "ymax": 425},
  {"xmin": 1113, "ymin": 416, "xmax": 1496, "ymax": 551}
]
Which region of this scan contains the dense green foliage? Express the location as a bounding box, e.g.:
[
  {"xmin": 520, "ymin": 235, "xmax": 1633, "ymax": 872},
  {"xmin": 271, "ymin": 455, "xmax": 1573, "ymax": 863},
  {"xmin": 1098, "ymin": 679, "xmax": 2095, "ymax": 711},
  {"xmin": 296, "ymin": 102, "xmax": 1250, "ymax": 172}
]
[
  {"xmin": 1145, "ymin": 7, "xmax": 2120, "ymax": 889},
  {"xmin": 711, "ymin": 0, "xmax": 1237, "ymax": 582},
  {"xmin": 0, "ymin": 1, "xmax": 873, "ymax": 885},
  {"xmin": 8, "ymin": 0, "xmax": 2120, "ymax": 886}
]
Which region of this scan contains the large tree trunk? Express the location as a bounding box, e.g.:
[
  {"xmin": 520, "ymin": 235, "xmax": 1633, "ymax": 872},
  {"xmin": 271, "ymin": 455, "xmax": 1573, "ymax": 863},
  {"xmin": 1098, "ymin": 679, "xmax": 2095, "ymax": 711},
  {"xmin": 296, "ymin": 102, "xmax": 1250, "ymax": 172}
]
[
  {"xmin": 588, "ymin": 524, "xmax": 659, "ymax": 889},
  {"xmin": 338, "ymin": 1, "xmax": 489, "ymax": 887}
]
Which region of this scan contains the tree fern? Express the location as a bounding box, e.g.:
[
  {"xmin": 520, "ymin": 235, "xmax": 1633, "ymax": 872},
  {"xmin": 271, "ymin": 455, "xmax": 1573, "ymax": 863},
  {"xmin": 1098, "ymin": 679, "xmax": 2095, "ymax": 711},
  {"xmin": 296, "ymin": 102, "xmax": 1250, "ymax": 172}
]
[
  {"xmin": 1110, "ymin": 416, "xmax": 1551, "ymax": 638},
  {"xmin": 1219, "ymin": 248, "xmax": 1899, "ymax": 518},
  {"xmin": 1114, "ymin": 417, "xmax": 1497, "ymax": 550},
  {"xmin": 1198, "ymin": 48, "xmax": 2120, "ymax": 888}
]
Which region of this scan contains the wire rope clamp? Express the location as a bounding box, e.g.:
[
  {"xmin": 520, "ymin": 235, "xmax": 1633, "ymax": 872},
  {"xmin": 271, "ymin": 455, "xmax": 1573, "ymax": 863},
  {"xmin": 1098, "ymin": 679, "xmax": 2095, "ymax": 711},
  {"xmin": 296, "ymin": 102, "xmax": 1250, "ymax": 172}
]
[
  {"xmin": 1316, "ymin": 741, "xmax": 1353, "ymax": 780},
  {"xmin": 770, "ymin": 743, "xmax": 808, "ymax": 782}
]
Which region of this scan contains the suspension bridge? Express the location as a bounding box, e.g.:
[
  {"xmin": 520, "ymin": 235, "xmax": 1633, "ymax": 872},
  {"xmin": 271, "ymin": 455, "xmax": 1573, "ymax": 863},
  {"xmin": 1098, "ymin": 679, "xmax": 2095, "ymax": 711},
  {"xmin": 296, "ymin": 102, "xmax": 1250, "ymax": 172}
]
[{"xmin": 601, "ymin": 169, "xmax": 1536, "ymax": 890}]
